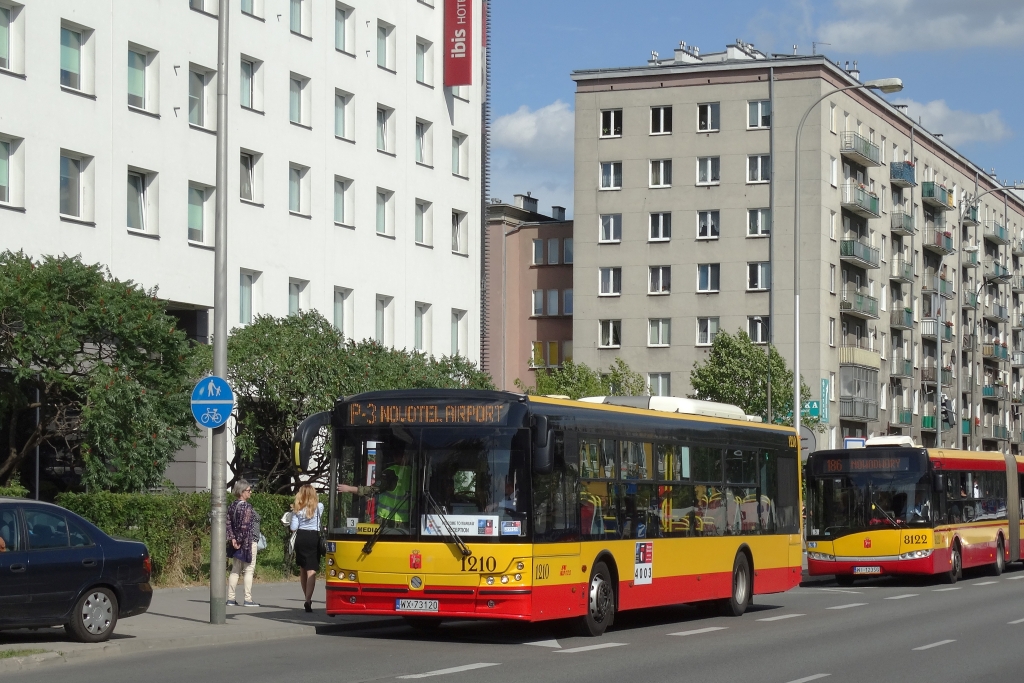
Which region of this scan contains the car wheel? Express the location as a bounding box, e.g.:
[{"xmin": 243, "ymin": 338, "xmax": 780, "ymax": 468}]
[
  {"xmin": 578, "ymin": 561, "xmax": 615, "ymax": 637},
  {"xmin": 992, "ymin": 538, "xmax": 1005, "ymax": 576},
  {"xmin": 720, "ymin": 553, "xmax": 752, "ymax": 617},
  {"xmin": 835, "ymin": 575, "xmax": 856, "ymax": 587},
  {"xmin": 65, "ymin": 588, "xmax": 118, "ymax": 643},
  {"xmin": 942, "ymin": 544, "xmax": 961, "ymax": 585}
]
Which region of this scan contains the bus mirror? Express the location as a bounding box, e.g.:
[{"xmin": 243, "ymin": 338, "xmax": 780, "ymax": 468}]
[
  {"xmin": 532, "ymin": 415, "xmax": 553, "ymax": 475},
  {"xmin": 292, "ymin": 411, "xmax": 332, "ymax": 473},
  {"xmin": 933, "ymin": 473, "xmax": 945, "ymax": 493}
]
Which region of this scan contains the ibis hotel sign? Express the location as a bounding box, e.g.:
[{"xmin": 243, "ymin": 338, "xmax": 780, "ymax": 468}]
[{"xmin": 444, "ymin": 0, "xmax": 472, "ymax": 86}]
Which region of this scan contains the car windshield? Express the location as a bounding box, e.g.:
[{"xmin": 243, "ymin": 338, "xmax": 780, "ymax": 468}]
[
  {"xmin": 808, "ymin": 471, "xmax": 933, "ymax": 538},
  {"xmin": 331, "ymin": 426, "xmax": 529, "ymax": 543}
]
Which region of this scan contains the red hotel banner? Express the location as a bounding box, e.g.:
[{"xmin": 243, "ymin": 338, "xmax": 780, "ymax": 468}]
[{"xmin": 444, "ymin": 0, "xmax": 472, "ymax": 86}]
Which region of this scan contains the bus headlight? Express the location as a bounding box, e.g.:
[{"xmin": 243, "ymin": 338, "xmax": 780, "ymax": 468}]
[
  {"xmin": 501, "ymin": 576, "xmax": 509, "ymax": 584},
  {"xmin": 807, "ymin": 551, "xmax": 835, "ymax": 561},
  {"xmin": 515, "ymin": 573, "xmax": 522, "ymax": 581},
  {"xmin": 328, "ymin": 558, "xmax": 334, "ymax": 566},
  {"xmin": 899, "ymin": 549, "xmax": 933, "ymax": 560},
  {"xmin": 517, "ymin": 562, "xmax": 525, "ymax": 570},
  {"xmin": 486, "ymin": 576, "xmax": 495, "ymax": 585},
  {"xmin": 348, "ymin": 572, "xmax": 357, "ymax": 581}
]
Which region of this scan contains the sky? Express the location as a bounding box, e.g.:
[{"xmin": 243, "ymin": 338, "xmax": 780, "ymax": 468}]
[{"xmin": 488, "ymin": 0, "xmax": 1024, "ymax": 217}]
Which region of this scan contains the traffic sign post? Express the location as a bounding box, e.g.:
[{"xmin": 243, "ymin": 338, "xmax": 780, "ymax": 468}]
[{"xmin": 191, "ymin": 376, "xmax": 235, "ymax": 430}]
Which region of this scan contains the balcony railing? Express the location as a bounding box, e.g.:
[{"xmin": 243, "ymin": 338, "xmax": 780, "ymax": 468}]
[
  {"xmin": 1012, "ymin": 239, "xmax": 1024, "ymax": 256},
  {"xmin": 962, "ymin": 290, "xmax": 978, "ymax": 309},
  {"xmin": 1013, "ymin": 311, "xmax": 1024, "ymax": 329},
  {"xmin": 921, "ymin": 414, "xmax": 936, "ymax": 430},
  {"xmin": 890, "ymin": 407, "xmax": 913, "ymax": 427},
  {"xmin": 962, "ymin": 419, "xmax": 972, "ymax": 435},
  {"xmin": 983, "ymin": 220, "xmax": 1009, "ymax": 244},
  {"xmin": 840, "ymin": 397, "xmax": 879, "ymax": 421},
  {"xmin": 839, "ymin": 344, "xmax": 881, "ymax": 369},
  {"xmin": 920, "ymin": 319, "xmax": 953, "ymax": 342},
  {"xmin": 963, "ymin": 249, "xmax": 979, "ymax": 268},
  {"xmin": 890, "ymin": 258, "xmax": 913, "ymax": 283},
  {"xmin": 840, "ymin": 240, "xmax": 880, "ymax": 269},
  {"xmin": 890, "ymin": 210, "xmax": 916, "ymax": 236},
  {"xmin": 921, "ymin": 365, "xmax": 953, "ymax": 386},
  {"xmin": 889, "ymin": 161, "xmax": 916, "ymax": 187},
  {"xmin": 963, "ymin": 205, "xmax": 979, "ymax": 226},
  {"xmin": 922, "ymin": 227, "xmax": 954, "ymax": 254},
  {"xmin": 962, "ymin": 333, "xmax": 977, "ymax": 351},
  {"xmin": 1012, "ymin": 276, "xmax": 1024, "ymax": 292},
  {"xmin": 841, "ymin": 182, "xmax": 881, "ymax": 218},
  {"xmin": 840, "ymin": 289, "xmax": 879, "ymax": 319},
  {"xmin": 982, "ymin": 343, "xmax": 1009, "ymax": 361},
  {"xmin": 890, "ymin": 308, "xmax": 914, "ymax": 329},
  {"xmin": 982, "ymin": 384, "xmax": 1008, "ymax": 400},
  {"xmin": 1013, "ymin": 390, "xmax": 1024, "ymax": 403},
  {"xmin": 840, "ymin": 132, "xmax": 882, "ymax": 166},
  {"xmin": 921, "ymin": 181, "xmax": 955, "ymax": 211},
  {"xmin": 986, "ymin": 424, "xmax": 1009, "ymax": 441},
  {"xmin": 984, "ymin": 302, "xmax": 1009, "ymax": 323},
  {"xmin": 1013, "ymin": 351, "xmax": 1024, "ymax": 367},
  {"xmin": 890, "ymin": 354, "xmax": 913, "ymax": 379},
  {"xmin": 984, "ymin": 259, "xmax": 1011, "ymax": 282}
]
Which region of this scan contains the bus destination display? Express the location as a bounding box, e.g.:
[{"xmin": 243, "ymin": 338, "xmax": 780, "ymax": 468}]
[
  {"xmin": 347, "ymin": 401, "xmax": 509, "ymax": 426},
  {"xmin": 814, "ymin": 456, "xmax": 912, "ymax": 474}
]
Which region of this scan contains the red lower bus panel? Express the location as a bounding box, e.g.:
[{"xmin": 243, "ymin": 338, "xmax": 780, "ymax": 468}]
[
  {"xmin": 753, "ymin": 565, "xmax": 803, "ymax": 594},
  {"xmin": 531, "ymin": 583, "xmax": 585, "ymax": 621}
]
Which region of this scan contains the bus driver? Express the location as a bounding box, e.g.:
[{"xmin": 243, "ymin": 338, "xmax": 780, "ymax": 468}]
[{"xmin": 338, "ymin": 444, "xmax": 413, "ymax": 524}]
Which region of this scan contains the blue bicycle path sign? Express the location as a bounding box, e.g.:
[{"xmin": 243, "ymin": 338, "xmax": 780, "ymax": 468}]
[{"xmin": 191, "ymin": 376, "xmax": 234, "ymax": 429}]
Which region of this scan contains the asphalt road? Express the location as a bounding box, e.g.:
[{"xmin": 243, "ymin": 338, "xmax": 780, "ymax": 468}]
[{"xmin": 12, "ymin": 565, "xmax": 1024, "ymax": 682}]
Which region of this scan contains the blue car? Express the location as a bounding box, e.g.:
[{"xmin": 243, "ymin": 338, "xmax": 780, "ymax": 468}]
[{"xmin": 0, "ymin": 498, "xmax": 152, "ymax": 642}]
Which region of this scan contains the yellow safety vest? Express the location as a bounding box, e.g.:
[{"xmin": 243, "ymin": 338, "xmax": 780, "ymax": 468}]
[{"xmin": 377, "ymin": 465, "xmax": 411, "ymax": 523}]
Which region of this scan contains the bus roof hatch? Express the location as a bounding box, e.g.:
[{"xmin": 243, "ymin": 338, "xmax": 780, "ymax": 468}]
[{"xmin": 578, "ymin": 395, "xmax": 748, "ymax": 421}]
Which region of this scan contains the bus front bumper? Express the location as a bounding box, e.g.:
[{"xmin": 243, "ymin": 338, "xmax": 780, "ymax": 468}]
[
  {"xmin": 807, "ymin": 548, "xmax": 949, "ymax": 577},
  {"xmin": 325, "ymin": 583, "xmax": 537, "ymax": 621}
]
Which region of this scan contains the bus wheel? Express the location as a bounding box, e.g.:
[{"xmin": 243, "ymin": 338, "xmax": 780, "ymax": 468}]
[
  {"xmin": 578, "ymin": 561, "xmax": 615, "ymax": 637},
  {"xmin": 720, "ymin": 553, "xmax": 752, "ymax": 617},
  {"xmin": 943, "ymin": 543, "xmax": 961, "ymax": 584},
  {"xmin": 835, "ymin": 575, "xmax": 855, "ymax": 587},
  {"xmin": 991, "ymin": 538, "xmax": 1005, "ymax": 576},
  {"xmin": 403, "ymin": 617, "xmax": 442, "ymax": 632}
]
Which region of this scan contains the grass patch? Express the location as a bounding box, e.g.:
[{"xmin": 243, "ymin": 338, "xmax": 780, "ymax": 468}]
[{"xmin": 0, "ymin": 649, "xmax": 49, "ymax": 660}]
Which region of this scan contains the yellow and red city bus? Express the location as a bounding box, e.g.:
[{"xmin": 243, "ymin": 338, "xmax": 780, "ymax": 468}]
[
  {"xmin": 293, "ymin": 389, "xmax": 803, "ymax": 635},
  {"xmin": 806, "ymin": 442, "xmax": 1023, "ymax": 584}
]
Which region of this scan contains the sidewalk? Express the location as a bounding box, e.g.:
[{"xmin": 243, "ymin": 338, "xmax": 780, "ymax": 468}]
[{"xmin": 0, "ymin": 581, "xmax": 400, "ymax": 675}]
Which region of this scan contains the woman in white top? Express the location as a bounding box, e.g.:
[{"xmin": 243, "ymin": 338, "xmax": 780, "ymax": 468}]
[{"xmin": 291, "ymin": 484, "xmax": 324, "ymax": 613}]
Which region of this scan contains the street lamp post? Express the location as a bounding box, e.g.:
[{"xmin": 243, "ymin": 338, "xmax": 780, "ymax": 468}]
[{"xmin": 792, "ymin": 77, "xmax": 903, "ymax": 438}]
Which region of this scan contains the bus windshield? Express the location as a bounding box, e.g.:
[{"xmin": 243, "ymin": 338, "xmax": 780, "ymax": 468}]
[
  {"xmin": 808, "ymin": 470, "xmax": 933, "ymax": 538},
  {"xmin": 331, "ymin": 426, "xmax": 529, "ymax": 543}
]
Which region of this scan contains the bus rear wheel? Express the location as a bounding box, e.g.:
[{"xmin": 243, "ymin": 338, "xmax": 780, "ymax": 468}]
[
  {"xmin": 720, "ymin": 553, "xmax": 752, "ymax": 617},
  {"xmin": 991, "ymin": 538, "xmax": 1005, "ymax": 576},
  {"xmin": 943, "ymin": 544, "xmax": 961, "ymax": 584},
  {"xmin": 578, "ymin": 561, "xmax": 615, "ymax": 637}
]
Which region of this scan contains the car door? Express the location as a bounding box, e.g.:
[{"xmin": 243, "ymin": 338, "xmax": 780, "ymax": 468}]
[
  {"xmin": 0, "ymin": 504, "xmax": 33, "ymax": 625},
  {"xmin": 23, "ymin": 506, "xmax": 102, "ymax": 622}
]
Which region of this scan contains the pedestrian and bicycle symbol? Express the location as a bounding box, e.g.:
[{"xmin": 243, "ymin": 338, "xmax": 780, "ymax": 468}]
[{"xmin": 190, "ymin": 376, "xmax": 234, "ymax": 429}]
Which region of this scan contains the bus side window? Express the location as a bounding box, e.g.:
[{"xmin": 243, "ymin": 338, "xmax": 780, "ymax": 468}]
[
  {"xmin": 533, "ymin": 431, "xmax": 580, "ymax": 542},
  {"xmin": 775, "ymin": 452, "xmax": 799, "ymax": 534}
]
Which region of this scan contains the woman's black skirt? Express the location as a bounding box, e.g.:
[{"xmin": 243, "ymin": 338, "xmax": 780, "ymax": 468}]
[{"xmin": 294, "ymin": 529, "xmax": 321, "ymax": 571}]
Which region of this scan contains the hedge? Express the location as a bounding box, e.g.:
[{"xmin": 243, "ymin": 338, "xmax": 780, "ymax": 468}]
[
  {"xmin": 0, "ymin": 484, "xmax": 29, "ymax": 498},
  {"xmin": 56, "ymin": 492, "xmax": 326, "ymax": 586}
]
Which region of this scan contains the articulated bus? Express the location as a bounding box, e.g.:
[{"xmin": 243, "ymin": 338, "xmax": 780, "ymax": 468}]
[
  {"xmin": 293, "ymin": 389, "xmax": 803, "ymax": 635},
  {"xmin": 805, "ymin": 437, "xmax": 1023, "ymax": 585}
]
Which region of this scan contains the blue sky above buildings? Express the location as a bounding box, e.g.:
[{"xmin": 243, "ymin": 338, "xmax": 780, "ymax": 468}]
[{"xmin": 489, "ymin": 0, "xmax": 1024, "ymax": 216}]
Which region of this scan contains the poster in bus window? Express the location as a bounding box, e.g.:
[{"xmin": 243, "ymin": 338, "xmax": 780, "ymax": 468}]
[{"xmin": 634, "ymin": 541, "xmax": 653, "ymax": 585}]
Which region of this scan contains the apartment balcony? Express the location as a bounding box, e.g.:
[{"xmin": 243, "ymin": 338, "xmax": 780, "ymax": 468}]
[
  {"xmin": 983, "ymin": 302, "xmax": 1009, "ymax": 323},
  {"xmin": 839, "ymin": 397, "xmax": 879, "ymax": 421},
  {"xmin": 890, "ymin": 258, "xmax": 914, "ymax": 283},
  {"xmin": 840, "ymin": 132, "xmax": 882, "ymax": 167},
  {"xmin": 962, "ymin": 249, "xmax": 980, "ymax": 268},
  {"xmin": 890, "ymin": 406, "xmax": 913, "ymax": 428},
  {"xmin": 840, "ymin": 289, "xmax": 879, "ymax": 320},
  {"xmin": 840, "ymin": 240, "xmax": 880, "ymax": 269},
  {"xmin": 890, "ymin": 354, "xmax": 913, "ymax": 379},
  {"xmin": 890, "ymin": 308, "xmax": 914, "ymax": 330},
  {"xmin": 962, "ymin": 419, "xmax": 972, "ymax": 436},
  {"xmin": 889, "ymin": 161, "xmax": 916, "ymax": 188},
  {"xmin": 983, "ymin": 220, "xmax": 1009, "ymax": 245},
  {"xmin": 922, "ymin": 274, "xmax": 954, "ymax": 300},
  {"xmin": 1013, "ymin": 390, "xmax": 1024, "ymax": 403},
  {"xmin": 922, "ymin": 226, "xmax": 955, "ymax": 255},
  {"xmin": 984, "ymin": 258, "xmax": 1012, "ymax": 283},
  {"xmin": 982, "ymin": 343, "xmax": 1009, "ymax": 361},
  {"xmin": 985, "ymin": 424, "xmax": 1010, "ymax": 441},
  {"xmin": 962, "ymin": 333, "xmax": 978, "ymax": 352},
  {"xmin": 841, "ymin": 183, "xmax": 881, "ymax": 219},
  {"xmin": 1013, "ymin": 350, "xmax": 1024, "ymax": 367},
  {"xmin": 921, "ymin": 181, "xmax": 955, "ymax": 211},
  {"xmin": 1012, "ymin": 276, "xmax": 1024, "ymax": 292},
  {"xmin": 921, "ymin": 412, "xmax": 937, "ymax": 431},
  {"xmin": 1012, "ymin": 239, "xmax": 1024, "ymax": 257},
  {"xmin": 982, "ymin": 384, "xmax": 1008, "ymax": 401},
  {"xmin": 890, "ymin": 210, "xmax": 916, "ymax": 236},
  {"xmin": 1013, "ymin": 312, "xmax": 1024, "ymax": 329},
  {"xmin": 963, "ymin": 205, "xmax": 979, "ymax": 226},
  {"xmin": 920, "ymin": 319, "xmax": 953, "ymax": 342},
  {"xmin": 1011, "ymin": 430, "xmax": 1022, "ymax": 446},
  {"xmin": 921, "ymin": 365, "xmax": 953, "ymax": 386},
  {"xmin": 839, "ymin": 344, "xmax": 881, "ymax": 370},
  {"xmin": 962, "ymin": 290, "xmax": 978, "ymax": 309}
]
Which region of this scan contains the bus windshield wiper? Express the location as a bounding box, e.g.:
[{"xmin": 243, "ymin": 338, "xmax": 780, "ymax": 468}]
[
  {"xmin": 870, "ymin": 503, "xmax": 905, "ymax": 528},
  {"xmin": 425, "ymin": 491, "xmax": 472, "ymax": 557},
  {"xmin": 361, "ymin": 490, "xmax": 410, "ymax": 555}
]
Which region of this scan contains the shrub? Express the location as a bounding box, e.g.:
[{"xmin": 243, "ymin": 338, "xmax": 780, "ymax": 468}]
[{"xmin": 0, "ymin": 483, "xmax": 29, "ymax": 498}]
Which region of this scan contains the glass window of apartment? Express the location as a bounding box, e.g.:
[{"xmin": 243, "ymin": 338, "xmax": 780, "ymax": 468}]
[
  {"xmin": 415, "ymin": 39, "xmax": 433, "ymax": 85},
  {"xmin": 289, "ymin": 0, "xmax": 304, "ymax": 33},
  {"xmin": 649, "ymin": 318, "xmax": 670, "ymax": 347},
  {"xmin": 532, "ymin": 289, "xmax": 543, "ymax": 316},
  {"xmin": 599, "ymin": 320, "xmax": 621, "ymax": 348},
  {"xmin": 414, "ymin": 200, "xmax": 428, "ymax": 243},
  {"xmin": 333, "ymin": 288, "xmax": 350, "ymax": 335},
  {"xmin": 189, "ymin": 69, "xmax": 209, "ymax": 126},
  {"xmin": 829, "ymin": 317, "xmax": 836, "ymax": 346},
  {"xmin": 829, "ymin": 264, "xmax": 836, "ymax": 293},
  {"xmin": 747, "ymin": 262, "xmax": 770, "ymax": 291},
  {"xmin": 127, "ymin": 50, "xmax": 146, "ymax": 108},
  {"xmin": 415, "ymin": 121, "xmax": 426, "ymax": 162},
  {"xmin": 335, "ymin": 4, "xmax": 351, "ymax": 52},
  {"xmin": 650, "ymin": 159, "xmax": 672, "ymax": 187},
  {"xmin": 376, "ymin": 23, "xmax": 390, "ymax": 69},
  {"xmin": 599, "ymin": 267, "xmax": 621, "ymax": 296},
  {"xmin": 600, "ymin": 109, "xmax": 622, "ymax": 138},
  {"xmin": 830, "ymin": 156, "xmax": 838, "ymax": 186},
  {"xmin": 650, "ymin": 212, "xmax": 671, "ymax": 241},
  {"xmin": 649, "ymin": 373, "xmax": 671, "ymax": 397},
  {"xmin": 241, "ymin": 0, "xmax": 256, "ymax": 16},
  {"xmin": 600, "ymin": 162, "xmax": 622, "ymax": 190},
  {"xmin": 747, "ymin": 154, "xmax": 770, "ymax": 183},
  {"xmin": 600, "ymin": 214, "xmax": 621, "ymax": 242},
  {"xmin": 563, "ymin": 289, "xmax": 573, "ymax": 315},
  {"xmin": 376, "ymin": 107, "xmax": 388, "ymax": 151},
  {"xmin": 188, "ymin": 185, "xmax": 205, "ymax": 242},
  {"xmin": 829, "ymin": 210, "xmax": 837, "ymax": 239},
  {"xmin": 748, "ymin": 316, "xmax": 769, "ymax": 344},
  {"xmin": 547, "ymin": 238, "xmax": 559, "ymax": 264},
  {"xmin": 564, "ymin": 238, "xmax": 573, "ymax": 264},
  {"xmin": 126, "ymin": 171, "xmax": 146, "ymax": 231},
  {"xmin": 334, "ymin": 178, "xmax": 353, "ymax": 225},
  {"xmin": 650, "ymin": 106, "xmax": 672, "ymax": 134},
  {"xmin": 748, "ymin": 208, "xmax": 770, "ymax": 236},
  {"xmin": 532, "ymin": 238, "xmax": 544, "ymax": 265},
  {"xmin": 375, "ymin": 191, "xmax": 388, "ymax": 234},
  {"xmin": 414, "ymin": 303, "xmax": 429, "ymax": 351},
  {"xmin": 240, "ymin": 152, "xmax": 254, "ymax": 201},
  {"xmin": 451, "ymin": 309, "xmax": 466, "ymax": 356},
  {"xmin": 697, "ymin": 317, "xmax": 719, "ymax": 346},
  {"xmin": 0, "ymin": 6, "xmax": 10, "ymax": 70},
  {"xmin": 375, "ymin": 296, "xmax": 388, "ymax": 342},
  {"xmin": 288, "ymin": 280, "xmax": 305, "ymax": 315},
  {"xmin": 649, "ymin": 266, "xmax": 671, "ymax": 294},
  {"xmin": 547, "ymin": 289, "xmax": 559, "ymax": 316},
  {"xmin": 60, "ymin": 26, "xmax": 82, "ymax": 89},
  {"xmin": 288, "ymin": 166, "xmax": 302, "ymax": 213},
  {"xmin": 697, "ymin": 102, "xmax": 720, "ymax": 132},
  {"xmin": 697, "ymin": 263, "xmax": 720, "ymax": 293},
  {"xmin": 451, "ymin": 210, "xmax": 465, "ymax": 253},
  {"xmin": 289, "ymin": 77, "xmax": 303, "ymax": 124},
  {"xmin": 0, "ymin": 139, "xmax": 9, "ymax": 203},
  {"xmin": 240, "ymin": 58, "xmax": 254, "ymax": 108},
  {"xmin": 59, "ymin": 153, "xmax": 82, "ymax": 217},
  {"xmin": 697, "ymin": 210, "xmax": 719, "ymax": 239},
  {"xmin": 451, "ymin": 133, "xmax": 465, "ymax": 175},
  {"xmin": 239, "ymin": 271, "xmax": 255, "ymax": 324},
  {"xmin": 697, "ymin": 157, "xmax": 720, "ymax": 185},
  {"xmin": 748, "ymin": 100, "xmax": 770, "ymax": 128}
]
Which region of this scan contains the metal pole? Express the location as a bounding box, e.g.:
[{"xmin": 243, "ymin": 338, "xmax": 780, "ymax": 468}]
[
  {"xmin": 767, "ymin": 67, "xmax": 775, "ymax": 423},
  {"xmin": 209, "ymin": 0, "xmax": 230, "ymax": 626},
  {"xmin": 35, "ymin": 387, "xmax": 40, "ymax": 500}
]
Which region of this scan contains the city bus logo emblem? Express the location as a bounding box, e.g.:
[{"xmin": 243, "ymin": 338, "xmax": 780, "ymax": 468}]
[
  {"xmin": 410, "ymin": 551, "xmax": 422, "ymax": 569},
  {"xmin": 864, "ymin": 538, "xmax": 872, "ymax": 549}
]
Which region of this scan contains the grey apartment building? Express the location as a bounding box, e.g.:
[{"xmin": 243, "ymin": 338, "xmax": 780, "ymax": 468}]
[{"xmin": 571, "ymin": 41, "xmax": 1024, "ymax": 452}]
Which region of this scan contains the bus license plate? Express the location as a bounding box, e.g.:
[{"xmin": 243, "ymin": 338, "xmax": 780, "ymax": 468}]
[
  {"xmin": 395, "ymin": 599, "xmax": 439, "ymax": 612},
  {"xmin": 853, "ymin": 566, "xmax": 881, "ymax": 575}
]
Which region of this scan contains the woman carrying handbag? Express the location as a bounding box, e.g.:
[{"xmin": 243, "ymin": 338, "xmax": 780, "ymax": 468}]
[
  {"xmin": 290, "ymin": 484, "xmax": 324, "ymax": 613},
  {"xmin": 226, "ymin": 479, "xmax": 262, "ymax": 607}
]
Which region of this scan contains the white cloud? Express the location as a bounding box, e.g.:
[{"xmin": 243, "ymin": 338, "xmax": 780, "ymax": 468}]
[
  {"xmin": 892, "ymin": 98, "xmax": 1011, "ymax": 147},
  {"xmin": 818, "ymin": 0, "xmax": 1024, "ymax": 53}
]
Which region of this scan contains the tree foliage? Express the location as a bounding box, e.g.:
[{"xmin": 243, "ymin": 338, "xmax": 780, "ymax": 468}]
[
  {"xmin": 516, "ymin": 358, "xmax": 648, "ymax": 400},
  {"xmin": 227, "ymin": 311, "xmax": 494, "ymax": 492},
  {"xmin": 0, "ymin": 251, "xmax": 202, "ymax": 491},
  {"xmin": 689, "ymin": 330, "xmax": 822, "ymax": 430}
]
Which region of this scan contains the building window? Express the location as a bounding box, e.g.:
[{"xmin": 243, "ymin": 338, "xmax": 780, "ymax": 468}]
[
  {"xmin": 564, "ymin": 289, "xmax": 573, "ymax": 315},
  {"xmin": 532, "ymin": 290, "xmax": 543, "ymax": 316},
  {"xmin": 830, "ymin": 156, "xmax": 838, "ymax": 186},
  {"xmin": 334, "ymin": 287, "xmax": 352, "ymax": 336},
  {"xmin": 748, "ymin": 316, "xmax": 769, "ymax": 344},
  {"xmin": 415, "ymin": 39, "xmax": 432, "ymax": 85},
  {"xmin": 335, "ymin": 3, "xmax": 352, "ymax": 52},
  {"xmin": 289, "ymin": 165, "xmax": 301, "ymax": 213},
  {"xmin": 747, "ymin": 154, "xmax": 770, "ymax": 183},
  {"xmin": 829, "ymin": 264, "xmax": 836, "ymax": 293},
  {"xmin": 335, "ymin": 91, "xmax": 353, "ymax": 139},
  {"xmin": 600, "ymin": 109, "xmax": 622, "ymax": 138},
  {"xmin": 239, "ymin": 271, "xmax": 255, "ymax": 324},
  {"xmin": 288, "ymin": 279, "xmax": 307, "ymax": 315},
  {"xmin": 650, "ymin": 159, "xmax": 672, "ymax": 187},
  {"xmin": 547, "ymin": 289, "xmax": 559, "ymax": 316},
  {"xmin": 599, "ymin": 267, "xmax": 622, "ymax": 296},
  {"xmin": 697, "ymin": 317, "xmax": 719, "ymax": 346},
  {"xmin": 564, "ymin": 238, "xmax": 574, "ymax": 264},
  {"xmin": 241, "ymin": 0, "xmax": 257, "ymax": 17},
  {"xmin": 451, "ymin": 309, "xmax": 466, "ymax": 356},
  {"xmin": 532, "ymin": 239, "xmax": 544, "ymax": 265},
  {"xmin": 414, "ymin": 118, "xmax": 432, "ymax": 164},
  {"xmin": 187, "ymin": 67, "xmax": 209, "ymax": 125},
  {"xmin": 599, "ymin": 320, "xmax": 621, "ymax": 348},
  {"xmin": 748, "ymin": 100, "xmax": 771, "ymax": 128},
  {"xmin": 414, "ymin": 302, "xmax": 431, "ymax": 352},
  {"xmin": 239, "ymin": 152, "xmax": 255, "ymax": 201},
  {"xmin": 127, "ymin": 49, "xmax": 147, "ymax": 108},
  {"xmin": 126, "ymin": 171, "xmax": 147, "ymax": 231},
  {"xmin": 697, "ymin": 157, "xmax": 720, "ymax": 185},
  {"xmin": 697, "ymin": 102, "xmax": 720, "ymax": 132},
  {"xmin": 451, "ymin": 133, "xmax": 466, "ymax": 176},
  {"xmin": 748, "ymin": 208, "xmax": 770, "ymax": 236},
  {"xmin": 600, "ymin": 214, "xmax": 622, "ymax": 242},
  {"xmin": 829, "ymin": 317, "xmax": 836, "ymax": 346},
  {"xmin": 376, "ymin": 106, "xmax": 394, "ymax": 152},
  {"xmin": 376, "ymin": 21, "xmax": 394, "ymax": 70},
  {"xmin": 376, "ymin": 189, "xmax": 393, "ymax": 235},
  {"xmin": 747, "ymin": 262, "xmax": 770, "ymax": 291},
  {"xmin": 451, "ymin": 210, "xmax": 466, "ymax": 253},
  {"xmin": 0, "ymin": 6, "xmax": 10, "ymax": 70},
  {"xmin": 187, "ymin": 184, "xmax": 206, "ymax": 242},
  {"xmin": 59, "ymin": 152, "xmax": 82, "ymax": 217},
  {"xmin": 547, "ymin": 238, "xmax": 560, "ymax": 265},
  {"xmin": 649, "ymin": 318, "xmax": 670, "ymax": 347},
  {"xmin": 697, "ymin": 210, "xmax": 719, "ymax": 239},
  {"xmin": 289, "ymin": 75, "xmax": 310, "ymax": 126},
  {"xmin": 829, "ymin": 210, "xmax": 837, "ymax": 239},
  {"xmin": 414, "ymin": 200, "xmax": 431, "ymax": 244},
  {"xmin": 829, "ymin": 372, "xmax": 836, "ymax": 401},
  {"xmin": 240, "ymin": 58, "xmax": 255, "ymax": 109},
  {"xmin": 289, "ymin": 0, "xmax": 303, "ymax": 32},
  {"xmin": 829, "ymin": 102, "xmax": 837, "ymax": 133},
  {"xmin": 649, "ymin": 266, "xmax": 671, "ymax": 295},
  {"xmin": 60, "ymin": 26, "xmax": 82, "ymax": 89},
  {"xmin": 697, "ymin": 263, "xmax": 720, "ymax": 293},
  {"xmin": 600, "ymin": 162, "xmax": 622, "ymax": 190},
  {"xmin": 376, "ymin": 295, "xmax": 393, "ymax": 345},
  {"xmin": 650, "ymin": 106, "xmax": 672, "ymax": 134},
  {"xmin": 0, "ymin": 139, "xmax": 9, "ymax": 203},
  {"xmin": 648, "ymin": 373, "xmax": 671, "ymax": 397},
  {"xmin": 334, "ymin": 177, "xmax": 352, "ymax": 225},
  {"xmin": 650, "ymin": 212, "xmax": 671, "ymax": 241}
]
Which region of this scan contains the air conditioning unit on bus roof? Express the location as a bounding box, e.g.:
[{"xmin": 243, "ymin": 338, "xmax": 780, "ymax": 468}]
[
  {"xmin": 578, "ymin": 395, "xmax": 759, "ymax": 421},
  {"xmin": 864, "ymin": 435, "xmax": 918, "ymax": 448}
]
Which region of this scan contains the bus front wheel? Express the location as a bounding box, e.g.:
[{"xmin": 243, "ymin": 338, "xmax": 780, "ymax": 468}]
[
  {"xmin": 991, "ymin": 538, "xmax": 1005, "ymax": 576},
  {"xmin": 943, "ymin": 543, "xmax": 962, "ymax": 584},
  {"xmin": 720, "ymin": 553, "xmax": 752, "ymax": 617},
  {"xmin": 578, "ymin": 561, "xmax": 615, "ymax": 637}
]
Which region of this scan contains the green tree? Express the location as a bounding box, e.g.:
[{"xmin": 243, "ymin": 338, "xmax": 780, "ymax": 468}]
[
  {"xmin": 0, "ymin": 251, "xmax": 202, "ymax": 491},
  {"xmin": 516, "ymin": 358, "xmax": 648, "ymax": 400},
  {"xmin": 689, "ymin": 330, "xmax": 822, "ymax": 430}
]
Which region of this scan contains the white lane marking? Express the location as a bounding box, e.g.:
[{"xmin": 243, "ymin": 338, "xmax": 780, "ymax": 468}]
[
  {"xmin": 785, "ymin": 675, "xmax": 831, "ymax": 683},
  {"xmin": 524, "ymin": 640, "xmax": 561, "ymax": 648},
  {"xmin": 816, "ymin": 588, "xmax": 862, "ymax": 594},
  {"xmin": 398, "ymin": 663, "xmax": 500, "ymax": 679},
  {"xmin": 884, "ymin": 594, "xmax": 919, "ymax": 600},
  {"xmin": 668, "ymin": 626, "xmax": 728, "ymax": 637},
  {"xmin": 932, "ymin": 587, "xmax": 961, "ymax": 592},
  {"xmin": 555, "ymin": 643, "xmax": 628, "ymax": 654},
  {"xmin": 826, "ymin": 603, "xmax": 867, "ymax": 610},
  {"xmin": 1005, "ymin": 575, "xmax": 1024, "ymax": 580},
  {"xmin": 912, "ymin": 639, "xmax": 955, "ymax": 651},
  {"xmin": 1008, "ymin": 618, "xmax": 1024, "ymax": 625},
  {"xmin": 757, "ymin": 614, "xmax": 806, "ymax": 622},
  {"xmin": 973, "ymin": 581, "xmax": 999, "ymax": 586}
]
